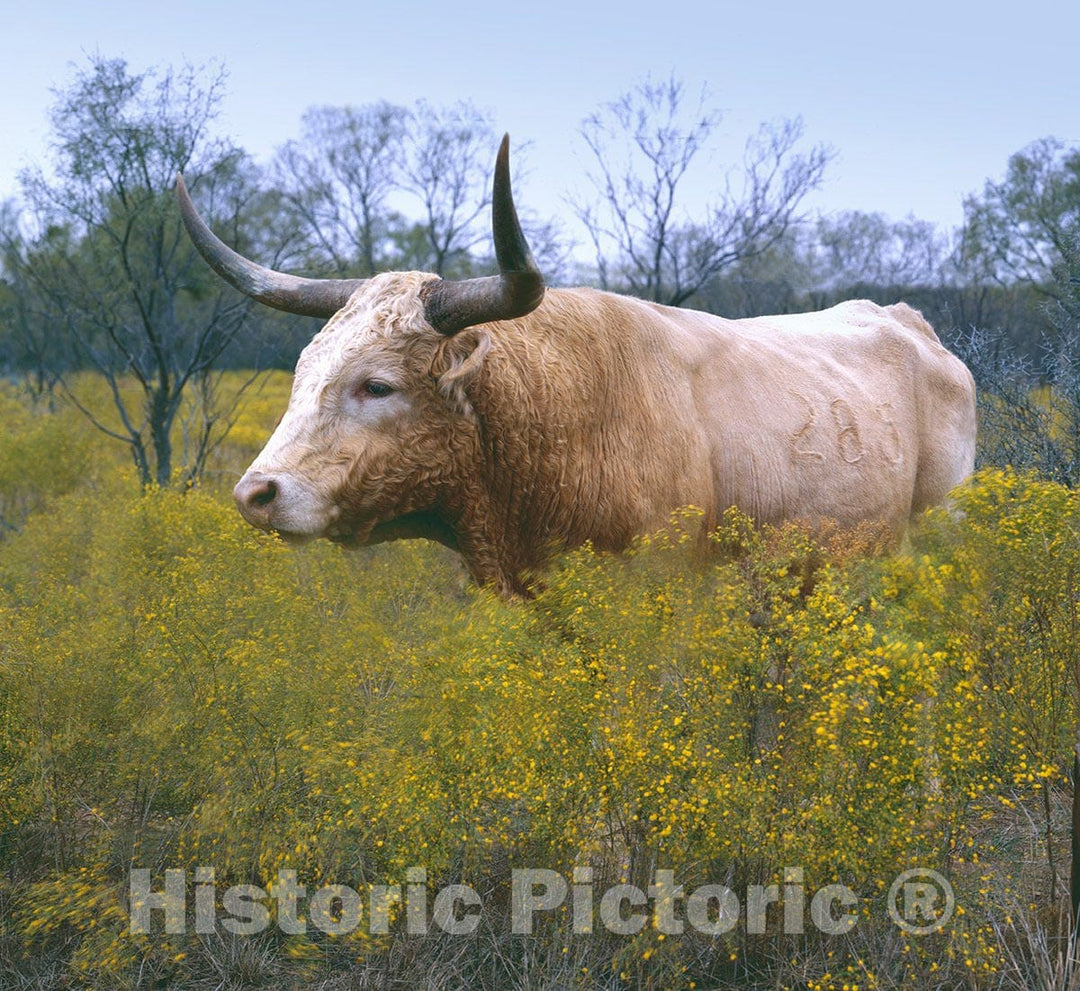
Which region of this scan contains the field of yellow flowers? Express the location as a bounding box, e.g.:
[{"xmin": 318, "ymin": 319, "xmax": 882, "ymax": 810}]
[{"xmin": 1, "ymin": 376, "xmax": 1078, "ymax": 989}]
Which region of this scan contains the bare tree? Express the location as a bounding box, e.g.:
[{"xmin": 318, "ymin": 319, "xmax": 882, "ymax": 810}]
[
  {"xmin": 9, "ymin": 56, "xmax": 261, "ymax": 488},
  {"xmin": 399, "ymin": 101, "xmax": 497, "ymax": 276},
  {"xmin": 575, "ymin": 75, "xmax": 833, "ymax": 306},
  {"xmin": 272, "ymin": 102, "xmax": 409, "ymax": 277},
  {"xmin": 264, "ymin": 100, "xmax": 573, "ymax": 285}
]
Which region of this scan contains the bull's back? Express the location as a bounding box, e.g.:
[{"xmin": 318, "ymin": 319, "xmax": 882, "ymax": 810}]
[{"xmin": 653, "ymin": 299, "xmax": 976, "ymax": 530}]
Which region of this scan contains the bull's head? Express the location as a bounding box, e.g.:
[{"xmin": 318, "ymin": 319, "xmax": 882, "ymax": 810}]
[{"xmin": 177, "ymin": 135, "xmax": 544, "ymax": 554}]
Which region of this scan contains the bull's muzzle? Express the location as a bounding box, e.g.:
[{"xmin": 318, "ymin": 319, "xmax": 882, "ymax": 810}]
[{"xmin": 233, "ymin": 472, "xmax": 281, "ymax": 530}]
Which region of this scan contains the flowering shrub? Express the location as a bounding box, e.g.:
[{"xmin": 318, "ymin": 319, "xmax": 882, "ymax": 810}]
[
  {"xmin": 0, "ymin": 381, "xmax": 1076, "ymax": 989},
  {"xmin": 0, "ymin": 385, "xmax": 102, "ymax": 535}
]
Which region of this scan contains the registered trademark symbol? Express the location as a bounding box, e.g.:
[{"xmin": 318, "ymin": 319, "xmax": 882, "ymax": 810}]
[{"xmin": 887, "ymin": 868, "xmax": 955, "ymax": 935}]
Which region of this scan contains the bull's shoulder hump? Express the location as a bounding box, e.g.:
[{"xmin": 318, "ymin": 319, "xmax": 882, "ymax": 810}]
[{"xmin": 882, "ymin": 301, "xmax": 942, "ymax": 344}]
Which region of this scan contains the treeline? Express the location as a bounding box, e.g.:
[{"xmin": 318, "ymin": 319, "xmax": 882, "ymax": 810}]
[{"xmin": 0, "ymin": 56, "xmax": 1078, "ymax": 486}]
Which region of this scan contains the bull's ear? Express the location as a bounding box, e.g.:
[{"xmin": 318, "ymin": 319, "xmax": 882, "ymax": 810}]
[{"xmin": 433, "ymin": 328, "xmax": 492, "ymax": 402}]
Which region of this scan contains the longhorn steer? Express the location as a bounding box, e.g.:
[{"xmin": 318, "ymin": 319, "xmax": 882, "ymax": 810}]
[{"xmin": 177, "ymin": 136, "xmax": 976, "ymax": 597}]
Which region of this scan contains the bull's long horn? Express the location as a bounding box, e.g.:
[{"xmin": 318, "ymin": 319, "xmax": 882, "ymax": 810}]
[
  {"xmin": 176, "ymin": 175, "xmax": 367, "ymax": 319},
  {"xmin": 421, "ymin": 134, "xmax": 545, "ymax": 335}
]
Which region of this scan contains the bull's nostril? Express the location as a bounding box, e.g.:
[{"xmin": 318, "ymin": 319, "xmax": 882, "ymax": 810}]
[
  {"xmin": 234, "ymin": 474, "xmax": 282, "ymax": 525},
  {"xmin": 251, "ymin": 479, "xmax": 277, "ymax": 507}
]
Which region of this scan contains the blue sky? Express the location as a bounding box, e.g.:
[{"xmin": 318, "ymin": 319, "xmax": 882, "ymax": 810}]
[{"xmin": 3, "ymin": 0, "xmax": 1078, "ymax": 240}]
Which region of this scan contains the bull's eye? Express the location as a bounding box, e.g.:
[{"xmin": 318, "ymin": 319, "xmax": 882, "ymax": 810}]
[{"xmin": 362, "ymin": 380, "xmax": 394, "ymax": 398}]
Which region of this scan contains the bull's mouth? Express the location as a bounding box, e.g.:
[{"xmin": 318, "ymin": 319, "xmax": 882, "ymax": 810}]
[
  {"xmin": 322, "ymin": 511, "xmax": 459, "ymax": 551},
  {"xmin": 272, "ymin": 528, "xmax": 318, "ymax": 546},
  {"xmin": 265, "ymin": 511, "xmax": 458, "ymax": 551},
  {"xmin": 325, "ymin": 527, "xmax": 361, "ymax": 546}
]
